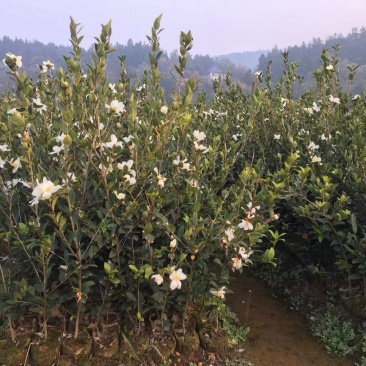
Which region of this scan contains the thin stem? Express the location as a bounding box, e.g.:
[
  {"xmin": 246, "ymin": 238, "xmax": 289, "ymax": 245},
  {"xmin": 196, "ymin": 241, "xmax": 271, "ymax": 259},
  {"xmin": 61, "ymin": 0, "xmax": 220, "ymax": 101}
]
[{"xmin": 161, "ymin": 290, "xmax": 169, "ymax": 328}]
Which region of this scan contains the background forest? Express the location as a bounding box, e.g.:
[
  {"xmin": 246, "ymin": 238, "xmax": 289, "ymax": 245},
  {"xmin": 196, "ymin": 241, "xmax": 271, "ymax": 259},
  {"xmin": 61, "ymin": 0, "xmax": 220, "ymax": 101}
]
[{"xmin": 1, "ymin": 26, "xmax": 366, "ymax": 98}]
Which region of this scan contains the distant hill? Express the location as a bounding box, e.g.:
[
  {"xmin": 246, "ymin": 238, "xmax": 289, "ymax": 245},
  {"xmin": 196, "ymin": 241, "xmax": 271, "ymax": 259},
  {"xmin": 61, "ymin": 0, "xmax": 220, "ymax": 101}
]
[
  {"xmin": 2, "ymin": 26, "xmax": 366, "ymax": 98},
  {"xmin": 0, "ymin": 37, "xmax": 254, "ymax": 99},
  {"xmin": 256, "ymin": 27, "xmax": 366, "ymax": 95},
  {"xmin": 217, "ymin": 50, "xmax": 269, "ymax": 69}
]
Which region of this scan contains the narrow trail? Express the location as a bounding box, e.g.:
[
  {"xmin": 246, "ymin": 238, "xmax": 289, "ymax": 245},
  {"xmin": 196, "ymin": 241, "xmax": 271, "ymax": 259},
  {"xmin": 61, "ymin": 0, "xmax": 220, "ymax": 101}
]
[{"xmin": 227, "ymin": 270, "xmax": 354, "ymax": 366}]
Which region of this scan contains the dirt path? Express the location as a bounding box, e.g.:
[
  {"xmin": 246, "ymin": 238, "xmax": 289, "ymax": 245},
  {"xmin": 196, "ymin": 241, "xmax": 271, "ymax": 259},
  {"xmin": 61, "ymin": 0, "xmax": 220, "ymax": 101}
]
[{"xmin": 227, "ymin": 270, "xmax": 354, "ymax": 366}]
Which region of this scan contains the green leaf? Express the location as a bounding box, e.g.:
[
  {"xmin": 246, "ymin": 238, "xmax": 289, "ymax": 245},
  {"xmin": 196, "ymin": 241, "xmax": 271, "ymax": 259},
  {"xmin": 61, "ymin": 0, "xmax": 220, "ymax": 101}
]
[
  {"xmin": 213, "ymin": 258, "xmax": 222, "ymax": 266},
  {"xmin": 126, "ymin": 292, "xmax": 137, "ymax": 301},
  {"xmin": 153, "ymin": 14, "xmax": 163, "ymax": 30},
  {"xmin": 193, "ymin": 202, "xmax": 201, "ymax": 213},
  {"xmin": 111, "ymin": 277, "xmax": 120, "ymax": 285},
  {"xmin": 104, "ymin": 262, "xmax": 112, "ymax": 275},
  {"xmin": 144, "ymin": 265, "xmax": 153, "ymax": 279},
  {"xmin": 129, "ymin": 264, "xmax": 138, "ymax": 273},
  {"xmin": 267, "ymin": 247, "xmax": 275, "ymax": 262},
  {"xmin": 144, "ymin": 222, "xmax": 153, "ymax": 234},
  {"xmin": 174, "ymin": 65, "xmax": 183, "ymax": 76},
  {"xmin": 18, "ymin": 223, "xmax": 29, "ymax": 234}
]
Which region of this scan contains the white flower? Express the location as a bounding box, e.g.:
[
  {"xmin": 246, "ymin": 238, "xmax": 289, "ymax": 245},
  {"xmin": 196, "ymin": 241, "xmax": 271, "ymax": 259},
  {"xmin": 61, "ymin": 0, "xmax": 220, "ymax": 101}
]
[
  {"xmin": 308, "ymin": 141, "xmax": 319, "ymax": 151},
  {"xmin": 123, "ymin": 135, "xmax": 134, "ymax": 143},
  {"xmin": 30, "ymin": 177, "xmax": 62, "ymax": 206},
  {"xmin": 0, "ymin": 144, "xmax": 10, "ymax": 152},
  {"xmin": 182, "ymin": 160, "xmax": 190, "ymax": 170},
  {"xmin": 103, "ymin": 134, "xmax": 123, "ymax": 149},
  {"xmin": 108, "ymin": 83, "xmax": 117, "ymax": 94},
  {"xmin": 321, "ymin": 134, "xmax": 330, "ymax": 141},
  {"xmin": 62, "ymin": 172, "xmax": 77, "ymax": 184},
  {"xmin": 169, "ymin": 268, "xmax": 187, "ymax": 290},
  {"xmin": 5, "ymin": 53, "xmax": 22, "ymax": 68},
  {"xmin": 98, "ymin": 163, "xmax": 113, "ymax": 174},
  {"xmin": 160, "ymin": 106, "xmax": 168, "ymax": 114},
  {"xmin": 117, "ymin": 160, "xmax": 134, "ymax": 171},
  {"xmin": 106, "ymin": 100, "xmax": 125, "ymax": 115},
  {"xmin": 50, "ymin": 145, "xmax": 64, "ymax": 155},
  {"xmin": 33, "ymin": 98, "xmax": 47, "ymax": 114},
  {"xmin": 173, "ymin": 156, "xmax": 191, "ymax": 170},
  {"xmin": 254, "ymin": 71, "xmax": 262, "ymax": 77},
  {"xmin": 210, "ymin": 286, "xmax": 226, "ymax": 299},
  {"xmin": 311, "ymin": 156, "xmax": 322, "ymax": 164},
  {"xmin": 154, "ymin": 167, "xmax": 167, "ymax": 188},
  {"xmin": 238, "ymin": 247, "xmax": 253, "ymax": 263},
  {"xmin": 273, "ymin": 134, "xmax": 281, "ymax": 140},
  {"xmin": 124, "ymin": 170, "xmax": 136, "ymax": 185},
  {"xmin": 170, "ymin": 239, "xmax": 177, "ymax": 248},
  {"xmin": 193, "ymin": 130, "xmax": 206, "ymax": 142},
  {"xmin": 231, "ymin": 257, "xmax": 243, "ymax": 271},
  {"xmin": 113, "ymin": 191, "xmax": 126, "ymax": 200},
  {"xmin": 238, "ymin": 219, "xmax": 253, "ymax": 231},
  {"xmin": 81, "ymin": 74, "xmax": 88, "ymax": 80},
  {"xmin": 10, "ymin": 158, "xmax": 21, "ymax": 173},
  {"xmin": 56, "ymin": 133, "xmax": 66, "ymax": 144},
  {"xmin": 246, "ymin": 202, "xmax": 260, "ymax": 219},
  {"xmin": 6, "ymin": 179, "xmax": 30, "ymax": 188},
  {"xmin": 303, "ymin": 107, "xmax": 313, "ymax": 115},
  {"xmin": 193, "ymin": 141, "xmax": 209, "ymax": 153},
  {"xmin": 152, "ymin": 274, "xmax": 164, "ymax": 285},
  {"xmin": 173, "ymin": 156, "xmax": 181, "ymax": 166},
  {"xmin": 43, "ymin": 60, "xmax": 55, "ymax": 69},
  {"xmin": 281, "ymin": 98, "xmax": 288, "ymax": 108},
  {"xmin": 7, "ymin": 108, "xmax": 17, "ymax": 115},
  {"xmin": 225, "ymin": 227, "xmax": 235, "ymax": 242},
  {"xmin": 0, "ymin": 157, "xmax": 5, "ymax": 168},
  {"xmin": 352, "ymin": 95, "xmax": 360, "ymax": 101},
  {"xmin": 312, "ymin": 102, "xmax": 320, "ymax": 112},
  {"xmin": 326, "ymin": 65, "xmax": 334, "ymax": 71},
  {"xmin": 329, "ymin": 95, "xmax": 340, "ymax": 104}
]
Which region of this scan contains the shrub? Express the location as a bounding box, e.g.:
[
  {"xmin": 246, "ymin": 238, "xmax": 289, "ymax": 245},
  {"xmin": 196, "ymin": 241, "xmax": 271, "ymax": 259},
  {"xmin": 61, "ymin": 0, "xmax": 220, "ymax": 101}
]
[{"xmin": 0, "ymin": 16, "xmax": 279, "ymax": 339}]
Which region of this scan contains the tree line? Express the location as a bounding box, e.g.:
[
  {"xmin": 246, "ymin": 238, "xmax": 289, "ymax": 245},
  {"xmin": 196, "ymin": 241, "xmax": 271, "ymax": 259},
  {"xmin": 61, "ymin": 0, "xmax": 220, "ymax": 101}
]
[{"xmin": 257, "ymin": 27, "xmax": 366, "ymax": 95}]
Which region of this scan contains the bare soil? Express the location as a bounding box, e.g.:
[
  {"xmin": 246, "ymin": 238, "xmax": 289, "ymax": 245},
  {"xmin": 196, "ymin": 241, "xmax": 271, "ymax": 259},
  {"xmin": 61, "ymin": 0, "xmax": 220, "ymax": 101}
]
[{"xmin": 228, "ymin": 270, "xmax": 355, "ymax": 366}]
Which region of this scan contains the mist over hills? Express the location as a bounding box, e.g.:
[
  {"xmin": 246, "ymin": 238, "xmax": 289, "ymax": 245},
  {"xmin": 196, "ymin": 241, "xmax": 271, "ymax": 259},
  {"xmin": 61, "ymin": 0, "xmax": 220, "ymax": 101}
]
[
  {"xmin": 217, "ymin": 50, "xmax": 269, "ymax": 69},
  {"xmin": 1, "ymin": 26, "xmax": 366, "ymax": 97}
]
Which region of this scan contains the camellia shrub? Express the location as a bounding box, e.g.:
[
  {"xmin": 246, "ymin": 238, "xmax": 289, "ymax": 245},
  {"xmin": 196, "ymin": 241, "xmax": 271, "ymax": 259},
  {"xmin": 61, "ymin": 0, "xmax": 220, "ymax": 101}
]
[
  {"xmin": 212, "ymin": 47, "xmax": 366, "ymax": 297},
  {"xmin": 0, "ymin": 16, "xmax": 280, "ymax": 340}
]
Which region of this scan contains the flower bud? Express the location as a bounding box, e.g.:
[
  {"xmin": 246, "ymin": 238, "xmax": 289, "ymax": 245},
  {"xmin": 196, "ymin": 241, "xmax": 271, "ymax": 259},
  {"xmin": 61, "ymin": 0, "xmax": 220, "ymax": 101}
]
[
  {"xmin": 170, "ymin": 239, "xmax": 177, "ymax": 248},
  {"xmin": 63, "ymin": 135, "xmax": 73, "ymax": 147}
]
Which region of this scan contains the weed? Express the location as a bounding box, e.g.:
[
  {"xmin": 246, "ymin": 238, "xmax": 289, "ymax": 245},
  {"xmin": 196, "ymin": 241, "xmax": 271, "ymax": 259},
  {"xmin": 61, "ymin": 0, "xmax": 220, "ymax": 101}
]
[
  {"xmin": 219, "ymin": 307, "xmax": 250, "ymax": 347},
  {"xmin": 309, "ymin": 305, "xmax": 355, "ymax": 356}
]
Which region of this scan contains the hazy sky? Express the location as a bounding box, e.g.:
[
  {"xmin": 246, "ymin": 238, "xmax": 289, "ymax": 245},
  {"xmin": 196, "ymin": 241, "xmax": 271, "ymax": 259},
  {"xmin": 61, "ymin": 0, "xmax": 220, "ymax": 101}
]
[{"xmin": 0, "ymin": 0, "xmax": 365, "ymax": 55}]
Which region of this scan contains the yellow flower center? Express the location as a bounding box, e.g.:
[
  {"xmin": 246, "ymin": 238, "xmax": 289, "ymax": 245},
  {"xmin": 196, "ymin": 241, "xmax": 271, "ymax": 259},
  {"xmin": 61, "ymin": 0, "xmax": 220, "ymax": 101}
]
[{"xmin": 43, "ymin": 186, "xmax": 52, "ymax": 194}]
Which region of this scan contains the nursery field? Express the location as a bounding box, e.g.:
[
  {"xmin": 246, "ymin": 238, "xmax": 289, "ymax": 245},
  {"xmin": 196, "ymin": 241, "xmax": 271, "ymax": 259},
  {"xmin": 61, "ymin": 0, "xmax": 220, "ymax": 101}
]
[{"xmin": 1, "ymin": 15, "xmax": 366, "ymax": 365}]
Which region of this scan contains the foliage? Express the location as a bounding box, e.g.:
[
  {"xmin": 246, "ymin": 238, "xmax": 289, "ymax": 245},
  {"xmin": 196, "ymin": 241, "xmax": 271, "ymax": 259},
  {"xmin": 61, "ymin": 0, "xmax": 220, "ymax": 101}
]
[
  {"xmin": 0, "ymin": 17, "xmax": 279, "ymax": 341},
  {"xmin": 1, "ymin": 14, "xmax": 366, "ymax": 366},
  {"xmin": 219, "ymin": 307, "xmax": 250, "ymax": 347},
  {"xmin": 257, "ymin": 26, "xmax": 366, "ymax": 95},
  {"xmin": 309, "ymin": 305, "xmax": 355, "ymax": 356},
  {"xmin": 356, "ymin": 335, "xmax": 366, "ymax": 366}
]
